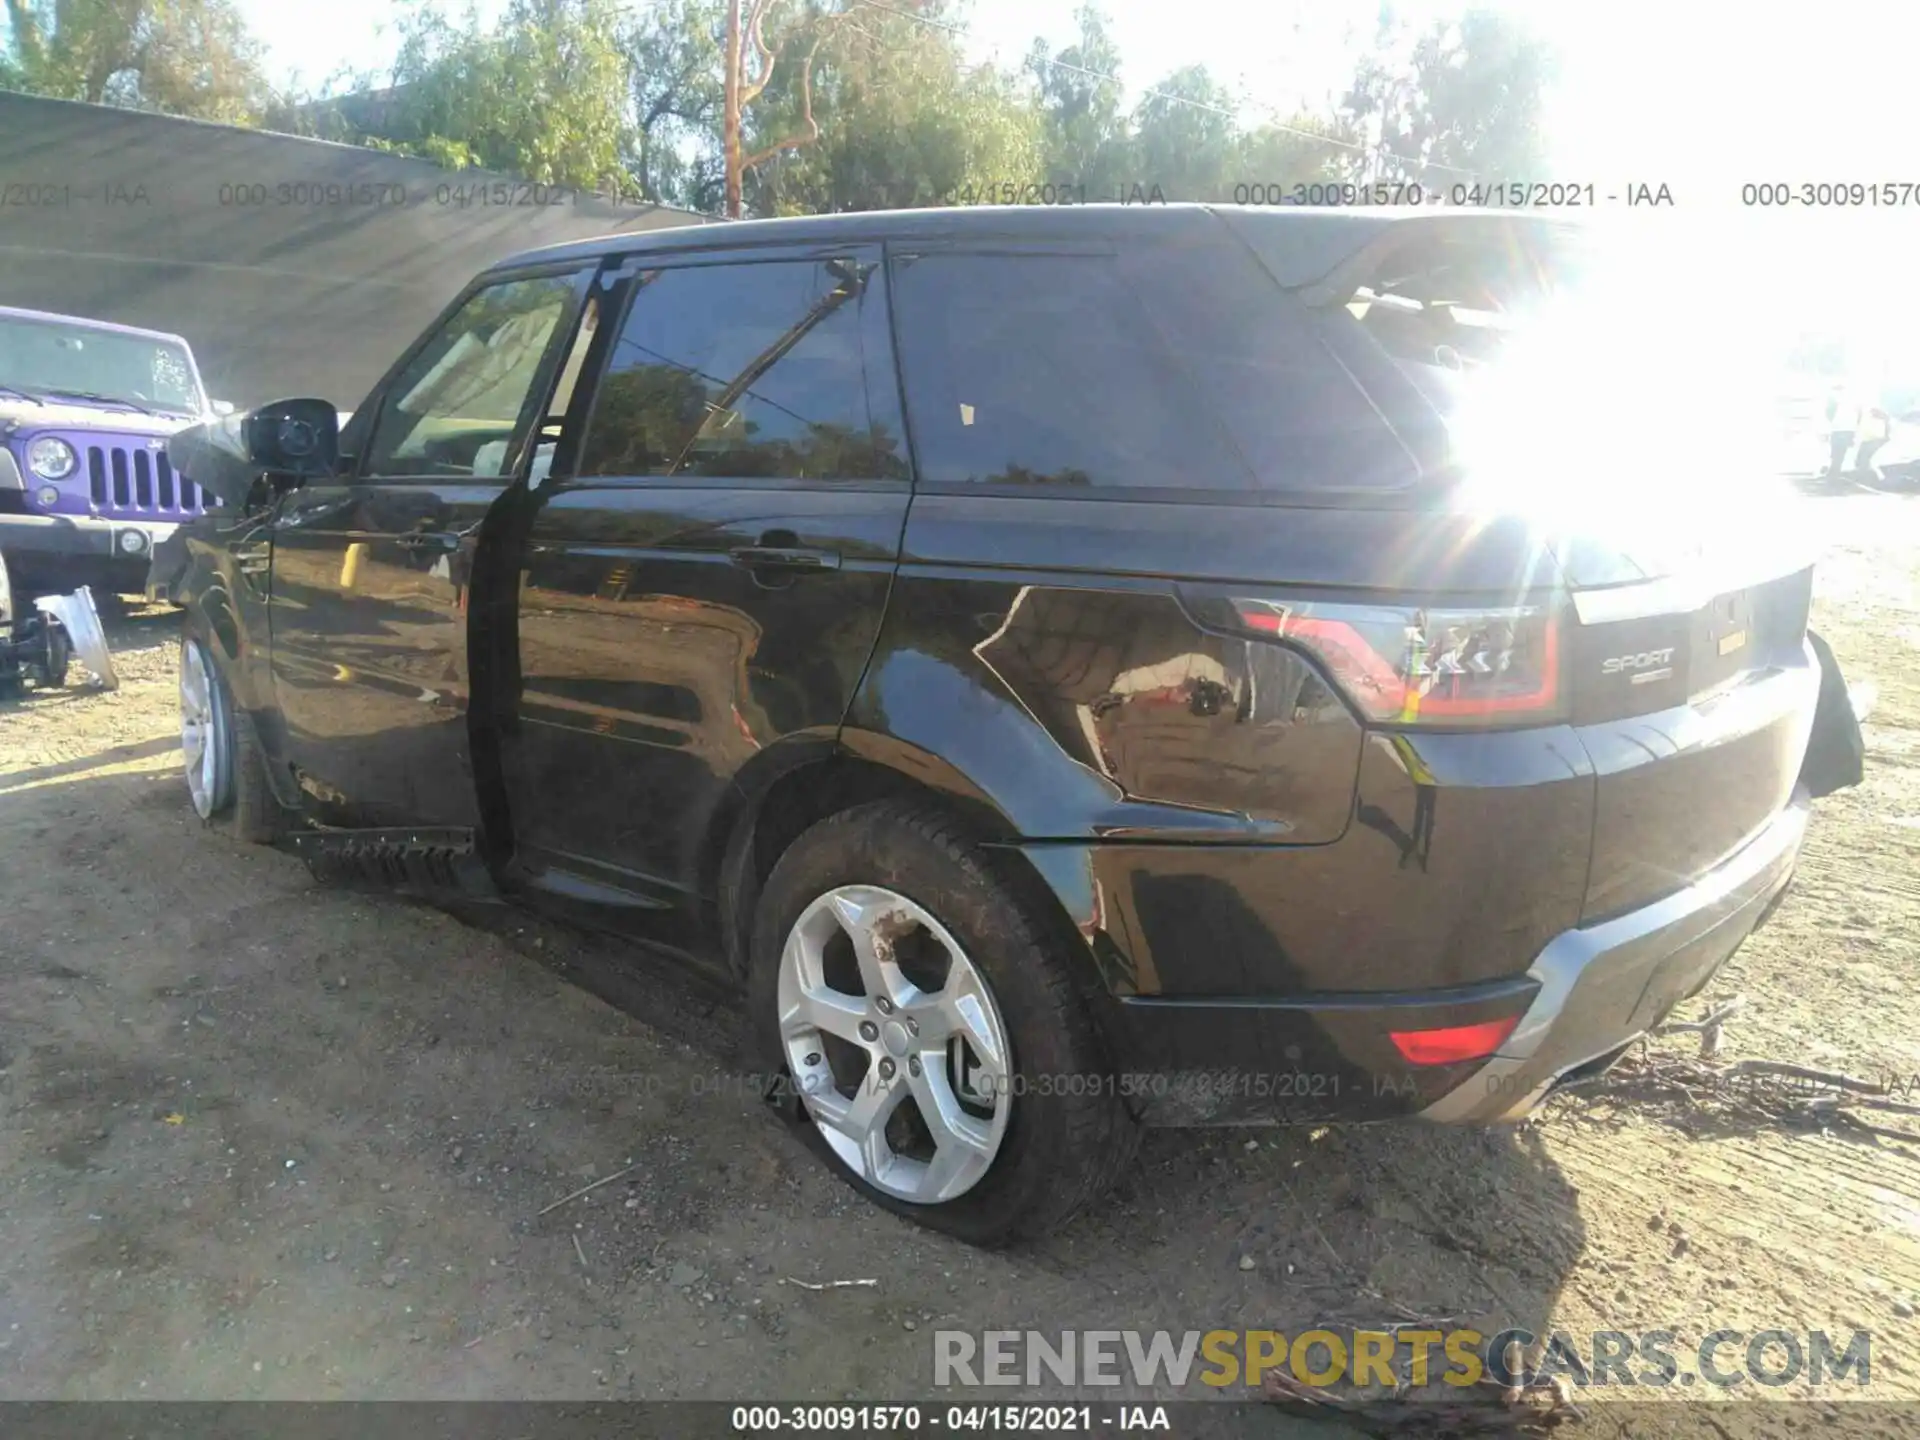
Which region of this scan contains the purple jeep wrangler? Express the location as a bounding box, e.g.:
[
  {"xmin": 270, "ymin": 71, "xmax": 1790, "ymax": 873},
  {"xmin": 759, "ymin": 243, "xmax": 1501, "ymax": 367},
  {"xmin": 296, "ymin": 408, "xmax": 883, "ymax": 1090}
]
[{"xmin": 0, "ymin": 305, "xmax": 230, "ymax": 598}]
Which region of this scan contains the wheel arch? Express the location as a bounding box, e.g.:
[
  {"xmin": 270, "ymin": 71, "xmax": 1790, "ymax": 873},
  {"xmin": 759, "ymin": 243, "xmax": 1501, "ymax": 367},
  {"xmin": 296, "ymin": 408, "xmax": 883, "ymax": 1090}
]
[
  {"xmin": 180, "ymin": 573, "xmax": 297, "ymax": 811},
  {"xmin": 705, "ymin": 739, "xmax": 1112, "ymax": 1026},
  {"xmin": 187, "ymin": 581, "xmax": 245, "ymax": 672}
]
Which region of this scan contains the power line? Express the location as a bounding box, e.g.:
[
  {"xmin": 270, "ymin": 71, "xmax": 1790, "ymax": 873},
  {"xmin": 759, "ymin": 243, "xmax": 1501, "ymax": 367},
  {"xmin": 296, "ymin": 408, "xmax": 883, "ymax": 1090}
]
[{"xmin": 858, "ymin": 0, "xmax": 1480, "ymax": 181}]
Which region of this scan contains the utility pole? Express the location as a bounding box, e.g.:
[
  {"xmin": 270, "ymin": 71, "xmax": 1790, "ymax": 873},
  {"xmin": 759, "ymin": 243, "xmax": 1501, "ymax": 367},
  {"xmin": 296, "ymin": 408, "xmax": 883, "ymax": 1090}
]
[
  {"xmin": 725, "ymin": 0, "xmax": 744, "ymax": 219},
  {"xmin": 722, "ymin": 0, "xmax": 892, "ymax": 218}
]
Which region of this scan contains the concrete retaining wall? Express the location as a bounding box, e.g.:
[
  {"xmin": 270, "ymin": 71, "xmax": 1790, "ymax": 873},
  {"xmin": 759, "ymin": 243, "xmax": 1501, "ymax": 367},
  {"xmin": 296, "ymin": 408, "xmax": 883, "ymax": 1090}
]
[{"xmin": 0, "ymin": 92, "xmax": 707, "ymax": 410}]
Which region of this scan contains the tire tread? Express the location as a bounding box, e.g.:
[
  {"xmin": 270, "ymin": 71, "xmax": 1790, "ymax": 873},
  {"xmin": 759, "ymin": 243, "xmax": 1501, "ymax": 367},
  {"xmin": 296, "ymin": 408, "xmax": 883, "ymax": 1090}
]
[
  {"xmin": 184, "ymin": 621, "xmax": 281, "ymax": 845},
  {"xmin": 754, "ymin": 797, "xmax": 1138, "ymax": 1243},
  {"xmin": 886, "ymin": 803, "xmax": 1135, "ymax": 1238}
]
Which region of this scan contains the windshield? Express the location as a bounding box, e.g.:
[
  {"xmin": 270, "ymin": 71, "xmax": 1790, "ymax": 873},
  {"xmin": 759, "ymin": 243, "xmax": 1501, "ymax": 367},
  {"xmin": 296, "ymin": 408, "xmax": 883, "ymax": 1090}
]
[{"xmin": 0, "ymin": 313, "xmax": 205, "ymax": 416}]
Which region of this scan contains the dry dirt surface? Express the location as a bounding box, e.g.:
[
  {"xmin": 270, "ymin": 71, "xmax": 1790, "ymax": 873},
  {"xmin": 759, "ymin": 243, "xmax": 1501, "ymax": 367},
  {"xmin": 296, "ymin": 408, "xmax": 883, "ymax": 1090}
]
[{"xmin": 4, "ymin": 493, "xmax": 1920, "ymax": 1426}]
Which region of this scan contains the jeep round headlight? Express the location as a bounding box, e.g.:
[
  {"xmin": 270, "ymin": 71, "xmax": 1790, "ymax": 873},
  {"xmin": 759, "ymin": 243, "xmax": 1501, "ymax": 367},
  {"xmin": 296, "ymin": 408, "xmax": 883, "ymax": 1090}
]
[
  {"xmin": 118, "ymin": 529, "xmax": 148, "ymax": 555},
  {"xmin": 35, "ymin": 485, "xmax": 60, "ymax": 509},
  {"xmin": 27, "ymin": 436, "xmax": 77, "ymax": 480}
]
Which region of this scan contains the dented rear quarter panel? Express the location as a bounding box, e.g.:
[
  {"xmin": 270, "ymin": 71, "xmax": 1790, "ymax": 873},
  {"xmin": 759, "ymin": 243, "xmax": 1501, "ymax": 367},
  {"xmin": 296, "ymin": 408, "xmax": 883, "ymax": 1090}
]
[{"xmin": 845, "ymin": 492, "xmax": 1595, "ymax": 1000}]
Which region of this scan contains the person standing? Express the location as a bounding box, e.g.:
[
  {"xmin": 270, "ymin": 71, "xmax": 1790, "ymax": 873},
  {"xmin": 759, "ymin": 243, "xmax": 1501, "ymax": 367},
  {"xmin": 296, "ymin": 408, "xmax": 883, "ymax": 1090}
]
[
  {"xmin": 1856, "ymin": 404, "xmax": 1891, "ymax": 480},
  {"xmin": 1826, "ymin": 385, "xmax": 1859, "ymax": 479}
]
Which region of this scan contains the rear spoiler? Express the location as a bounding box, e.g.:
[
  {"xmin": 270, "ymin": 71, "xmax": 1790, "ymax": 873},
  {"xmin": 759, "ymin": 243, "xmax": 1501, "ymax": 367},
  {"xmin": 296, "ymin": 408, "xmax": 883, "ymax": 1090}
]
[{"xmin": 1211, "ymin": 208, "xmax": 1586, "ymax": 307}]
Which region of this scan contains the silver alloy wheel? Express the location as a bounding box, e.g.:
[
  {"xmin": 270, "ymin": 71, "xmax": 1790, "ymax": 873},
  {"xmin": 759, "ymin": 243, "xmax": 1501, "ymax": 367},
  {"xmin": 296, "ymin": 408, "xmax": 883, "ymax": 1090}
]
[
  {"xmin": 179, "ymin": 638, "xmax": 233, "ymax": 820},
  {"xmin": 777, "ymin": 884, "xmax": 1014, "ymax": 1204}
]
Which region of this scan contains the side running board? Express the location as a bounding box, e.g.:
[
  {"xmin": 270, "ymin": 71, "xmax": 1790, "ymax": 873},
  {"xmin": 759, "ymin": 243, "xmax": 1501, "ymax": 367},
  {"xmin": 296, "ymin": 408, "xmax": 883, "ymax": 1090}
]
[{"xmin": 285, "ymin": 826, "xmax": 498, "ymax": 900}]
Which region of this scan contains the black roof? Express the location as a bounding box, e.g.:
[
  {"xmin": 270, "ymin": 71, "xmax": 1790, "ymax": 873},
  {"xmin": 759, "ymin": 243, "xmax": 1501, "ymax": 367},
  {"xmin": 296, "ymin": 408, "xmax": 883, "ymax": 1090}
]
[{"xmin": 487, "ymin": 203, "xmax": 1582, "ymax": 292}]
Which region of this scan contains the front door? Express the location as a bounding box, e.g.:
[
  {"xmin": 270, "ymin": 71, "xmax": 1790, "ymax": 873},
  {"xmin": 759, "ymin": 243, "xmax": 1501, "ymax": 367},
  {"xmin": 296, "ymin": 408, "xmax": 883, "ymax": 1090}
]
[
  {"xmin": 501, "ymin": 246, "xmax": 910, "ymax": 927},
  {"xmin": 268, "ymin": 265, "xmax": 592, "ymax": 829}
]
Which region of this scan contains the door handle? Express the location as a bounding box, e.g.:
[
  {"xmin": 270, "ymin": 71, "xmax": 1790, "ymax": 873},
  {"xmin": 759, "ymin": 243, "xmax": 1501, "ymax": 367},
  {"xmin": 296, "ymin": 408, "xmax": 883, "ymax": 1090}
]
[
  {"xmin": 728, "ymin": 545, "xmax": 840, "ymax": 572},
  {"xmin": 395, "ymin": 531, "xmax": 460, "ymax": 554}
]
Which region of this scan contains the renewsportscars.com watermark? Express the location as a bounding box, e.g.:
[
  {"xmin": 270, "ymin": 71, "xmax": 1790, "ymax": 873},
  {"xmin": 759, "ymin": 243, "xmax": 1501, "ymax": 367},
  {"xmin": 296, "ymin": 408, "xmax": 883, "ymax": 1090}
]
[{"xmin": 934, "ymin": 1328, "xmax": 1872, "ymax": 1391}]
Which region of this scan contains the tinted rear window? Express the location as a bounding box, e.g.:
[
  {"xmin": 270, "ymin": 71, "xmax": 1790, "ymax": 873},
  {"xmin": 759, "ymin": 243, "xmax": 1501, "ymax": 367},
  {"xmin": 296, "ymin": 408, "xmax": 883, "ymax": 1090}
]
[
  {"xmin": 887, "ymin": 252, "xmax": 1250, "ymax": 491},
  {"xmin": 888, "ymin": 241, "xmax": 1428, "ymax": 495},
  {"xmin": 1300, "ymin": 221, "xmax": 1576, "ymax": 417}
]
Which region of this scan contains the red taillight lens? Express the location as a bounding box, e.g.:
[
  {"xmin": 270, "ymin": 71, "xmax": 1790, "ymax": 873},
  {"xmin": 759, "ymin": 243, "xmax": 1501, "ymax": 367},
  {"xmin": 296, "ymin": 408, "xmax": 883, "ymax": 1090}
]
[
  {"xmin": 1232, "ymin": 598, "xmax": 1563, "ymax": 727},
  {"xmin": 1389, "ymin": 1017, "xmax": 1519, "ymax": 1066}
]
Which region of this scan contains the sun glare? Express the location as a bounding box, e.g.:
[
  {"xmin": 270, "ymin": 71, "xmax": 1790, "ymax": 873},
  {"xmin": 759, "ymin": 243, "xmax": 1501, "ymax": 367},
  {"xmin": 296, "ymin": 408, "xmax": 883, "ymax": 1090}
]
[{"xmin": 1449, "ymin": 221, "xmax": 1792, "ymax": 549}]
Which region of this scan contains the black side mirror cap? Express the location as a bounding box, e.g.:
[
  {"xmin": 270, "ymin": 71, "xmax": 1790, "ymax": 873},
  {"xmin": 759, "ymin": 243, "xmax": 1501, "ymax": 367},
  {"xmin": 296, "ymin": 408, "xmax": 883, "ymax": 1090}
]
[
  {"xmin": 168, "ymin": 397, "xmax": 342, "ymax": 510},
  {"xmin": 244, "ymin": 398, "xmax": 340, "ymax": 477}
]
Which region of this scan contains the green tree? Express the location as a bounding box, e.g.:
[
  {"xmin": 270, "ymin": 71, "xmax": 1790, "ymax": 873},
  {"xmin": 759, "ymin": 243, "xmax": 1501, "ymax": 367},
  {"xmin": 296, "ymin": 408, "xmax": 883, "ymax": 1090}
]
[
  {"xmin": 1025, "ymin": 4, "xmax": 1130, "ymax": 198},
  {"xmin": 625, "ymin": 0, "xmax": 725, "ymax": 206},
  {"xmin": 1235, "ymin": 113, "xmax": 1365, "ymax": 192},
  {"xmin": 252, "ymin": 0, "xmax": 1554, "ymax": 221},
  {"xmin": 746, "ymin": 0, "xmax": 1042, "ymax": 216},
  {"xmin": 1129, "ymin": 65, "xmax": 1236, "ymax": 201},
  {"xmin": 2, "ymin": 0, "xmax": 270, "ymax": 122},
  {"xmin": 1406, "ymin": 9, "xmax": 1553, "ymax": 178},
  {"xmin": 1341, "ymin": 5, "xmax": 1554, "ymax": 185},
  {"xmin": 715, "ymin": 0, "xmax": 968, "ymax": 218},
  {"xmin": 334, "ymin": 0, "xmax": 636, "ymax": 192}
]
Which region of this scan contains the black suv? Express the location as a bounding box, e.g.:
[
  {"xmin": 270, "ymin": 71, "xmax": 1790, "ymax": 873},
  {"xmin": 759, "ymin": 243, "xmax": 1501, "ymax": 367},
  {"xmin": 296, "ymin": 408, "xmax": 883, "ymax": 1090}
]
[{"xmin": 155, "ymin": 205, "xmax": 1864, "ymax": 1244}]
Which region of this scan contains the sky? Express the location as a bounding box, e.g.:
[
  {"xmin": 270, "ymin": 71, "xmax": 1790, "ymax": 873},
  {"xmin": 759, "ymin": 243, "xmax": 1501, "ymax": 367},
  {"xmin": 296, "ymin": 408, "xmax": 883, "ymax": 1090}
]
[{"xmin": 178, "ymin": 0, "xmax": 1920, "ymax": 379}]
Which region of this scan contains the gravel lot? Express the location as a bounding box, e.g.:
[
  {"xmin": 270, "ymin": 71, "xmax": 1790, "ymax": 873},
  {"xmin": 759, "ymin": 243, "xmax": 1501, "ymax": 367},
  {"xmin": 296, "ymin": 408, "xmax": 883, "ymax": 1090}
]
[{"xmin": 4, "ymin": 487, "xmax": 1920, "ymax": 1416}]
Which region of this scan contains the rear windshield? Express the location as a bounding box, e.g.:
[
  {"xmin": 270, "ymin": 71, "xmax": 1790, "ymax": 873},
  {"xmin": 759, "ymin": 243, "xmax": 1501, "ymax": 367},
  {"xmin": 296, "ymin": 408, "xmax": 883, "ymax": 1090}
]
[
  {"xmin": 1335, "ymin": 228, "xmax": 1603, "ymax": 431},
  {"xmin": 1303, "ymin": 218, "xmax": 1783, "ymax": 516}
]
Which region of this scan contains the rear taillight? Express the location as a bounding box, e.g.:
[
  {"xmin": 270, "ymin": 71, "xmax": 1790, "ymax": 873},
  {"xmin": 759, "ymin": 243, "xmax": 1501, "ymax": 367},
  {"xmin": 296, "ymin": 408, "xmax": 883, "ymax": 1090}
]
[{"xmin": 1230, "ymin": 597, "xmax": 1565, "ymax": 727}]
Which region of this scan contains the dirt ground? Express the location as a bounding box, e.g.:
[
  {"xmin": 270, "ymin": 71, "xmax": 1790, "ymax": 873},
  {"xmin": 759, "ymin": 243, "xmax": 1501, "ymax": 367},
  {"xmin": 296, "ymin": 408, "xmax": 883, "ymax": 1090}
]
[{"xmin": 4, "ymin": 486, "xmax": 1920, "ymax": 1416}]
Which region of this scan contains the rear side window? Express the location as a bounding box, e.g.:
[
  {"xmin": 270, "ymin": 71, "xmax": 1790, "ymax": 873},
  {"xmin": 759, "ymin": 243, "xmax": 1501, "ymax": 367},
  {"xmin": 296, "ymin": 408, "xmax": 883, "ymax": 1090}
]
[
  {"xmin": 889, "ymin": 252, "xmax": 1252, "ymax": 490},
  {"xmin": 1143, "ymin": 242, "xmax": 1431, "ymax": 493},
  {"xmin": 580, "ymin": 258, "xmax": 906, "ymax": 481},
  {"xmin": 889, "ymin": 246, "xmax": 1427, "ymax": 495}
]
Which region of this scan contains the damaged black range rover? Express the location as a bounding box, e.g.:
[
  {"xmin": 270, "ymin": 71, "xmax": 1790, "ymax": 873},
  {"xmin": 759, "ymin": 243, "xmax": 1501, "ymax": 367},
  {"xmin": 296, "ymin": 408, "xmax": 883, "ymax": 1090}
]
[{"xmin": 154, "ymin": 206, "xmax": 1865, "ymax": 1244}]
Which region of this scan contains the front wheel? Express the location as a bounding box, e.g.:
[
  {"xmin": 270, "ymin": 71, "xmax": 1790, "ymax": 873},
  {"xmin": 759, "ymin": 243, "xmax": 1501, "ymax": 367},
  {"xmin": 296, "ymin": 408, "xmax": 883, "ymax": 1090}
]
[
  {"xmin": 179, "ymin": 628, "xmax": 280, "ymax": 843},
  {"xmin": 750, "ymin": 799, "xmax": 1137, "ymax": 1245}
]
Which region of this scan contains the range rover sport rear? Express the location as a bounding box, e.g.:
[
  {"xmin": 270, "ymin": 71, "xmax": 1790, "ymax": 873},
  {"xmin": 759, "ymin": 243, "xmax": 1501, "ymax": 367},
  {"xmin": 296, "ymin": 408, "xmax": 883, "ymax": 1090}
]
[{"xmin": 864, "ymin": 204, "xmax": 1861, "ymax": 1143}]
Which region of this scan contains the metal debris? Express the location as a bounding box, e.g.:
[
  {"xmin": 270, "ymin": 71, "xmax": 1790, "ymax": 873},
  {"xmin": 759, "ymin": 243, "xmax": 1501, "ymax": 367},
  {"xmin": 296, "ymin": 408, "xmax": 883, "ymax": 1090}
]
[{"xmin": 781, "ymin": 1276, "xmax": 878, "ymax": 1291}]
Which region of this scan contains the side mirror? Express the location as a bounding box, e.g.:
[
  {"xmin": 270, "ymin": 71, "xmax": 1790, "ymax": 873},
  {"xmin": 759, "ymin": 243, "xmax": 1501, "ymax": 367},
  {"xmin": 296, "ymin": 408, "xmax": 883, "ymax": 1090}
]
[
  {"xmin": 210, "ymin": 399, "xmax": 236, "ymax": 417},
  {"xmin": 244, "ymin": 398, "xmax": 340, "ymax": 477},
  {"xmin": 166, "ymin": 397, "xmax": 340, "ymax": 510}
]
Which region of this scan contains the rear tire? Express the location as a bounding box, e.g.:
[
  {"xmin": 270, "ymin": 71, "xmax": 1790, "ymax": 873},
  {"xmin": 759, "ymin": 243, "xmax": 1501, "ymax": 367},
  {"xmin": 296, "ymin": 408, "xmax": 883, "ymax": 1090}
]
[
  {"xmin": 750, "ymin": 798, "xmax": 1136, "ymax": 1245},
  {"xmin": 179, "ymin": 623, "xmax": 280, "ymax": 844}
]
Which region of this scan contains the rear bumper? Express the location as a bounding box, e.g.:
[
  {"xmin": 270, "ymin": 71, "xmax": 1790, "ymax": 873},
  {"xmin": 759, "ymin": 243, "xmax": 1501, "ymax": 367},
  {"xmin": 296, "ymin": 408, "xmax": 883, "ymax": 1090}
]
[
  {"xmin": 1076, "ymin": 787, "xmax": 1807, "ymax": 1127},
  {"xmin": 0, "ymin": 512, "xmax": 175, "ymax": 561},
  {"xmin": 1420, "ymin": 786, "xmax": 1809, "ymax": 1122}
]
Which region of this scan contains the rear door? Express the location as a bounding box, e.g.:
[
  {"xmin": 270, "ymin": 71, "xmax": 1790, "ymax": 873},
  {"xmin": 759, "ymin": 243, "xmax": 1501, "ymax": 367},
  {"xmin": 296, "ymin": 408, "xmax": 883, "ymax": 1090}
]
[
  {"xmin": 499, "ymin": 245, "xmax": 910, "ymax": 924},
  {"xmin": 268, "ymin": 265, "xmax": 592, "ymax": 828}
]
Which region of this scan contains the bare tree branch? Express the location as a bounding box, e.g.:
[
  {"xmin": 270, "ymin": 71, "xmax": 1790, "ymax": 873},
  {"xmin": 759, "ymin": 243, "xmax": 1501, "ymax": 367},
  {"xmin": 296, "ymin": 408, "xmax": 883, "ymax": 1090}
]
[
  {"xmin": 739, "ymin": 24, "xmax": 826, "ymax": 170},
  {"xmin": 724, "ymin": 0, "xmax": 914, "ymax": 215},
  {"xmin": 4, "ymin": 0, "xmax": 46, "ymax": 67},
  {"xmin": 737, "ymin": 0, "xmax": 783, "ymax": 107}
]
